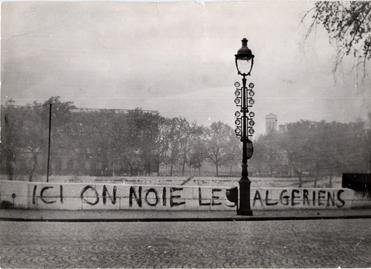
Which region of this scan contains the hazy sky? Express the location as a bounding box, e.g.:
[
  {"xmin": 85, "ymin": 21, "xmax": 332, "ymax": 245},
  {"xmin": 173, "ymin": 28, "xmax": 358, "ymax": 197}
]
[{"xmin": 2, "ymin": 1, "xmax": 371, "ymax": 134}]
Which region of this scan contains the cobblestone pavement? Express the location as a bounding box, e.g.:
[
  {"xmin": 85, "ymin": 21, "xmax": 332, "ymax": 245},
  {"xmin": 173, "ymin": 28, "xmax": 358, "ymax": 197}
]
[{"xmin": 0, "ymin": 219, "xmax": 370, "ymax": 268}]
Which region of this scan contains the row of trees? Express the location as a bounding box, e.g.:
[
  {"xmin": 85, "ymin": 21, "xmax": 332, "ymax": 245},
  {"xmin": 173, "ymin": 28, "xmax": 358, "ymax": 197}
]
[
  {"xmin": 1, "ymin": 97, "xmax": 371, "ymax": 180},
  {"xmin": 0, "ymin": 97, "xmax": 241, "ymax": 179},
  {"xmin": 251, "ymin": 119, "xmax": 371, "ymax": 185}
]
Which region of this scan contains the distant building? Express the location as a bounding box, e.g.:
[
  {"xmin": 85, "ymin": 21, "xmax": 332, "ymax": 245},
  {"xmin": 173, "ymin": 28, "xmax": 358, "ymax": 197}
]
[{"xmin": 265, "ymin": 113, "xmax": 277, "ymax": 134}]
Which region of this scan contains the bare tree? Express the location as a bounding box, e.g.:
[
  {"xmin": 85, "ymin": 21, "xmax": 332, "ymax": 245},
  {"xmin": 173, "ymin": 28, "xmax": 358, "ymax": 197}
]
[
  {"xmin": 304, "ymin": 1, "xmax": 371, "ymax": 76},
  {"xmin": 205, "ymin": 122, "xmax": 235, "ymax": 177}
]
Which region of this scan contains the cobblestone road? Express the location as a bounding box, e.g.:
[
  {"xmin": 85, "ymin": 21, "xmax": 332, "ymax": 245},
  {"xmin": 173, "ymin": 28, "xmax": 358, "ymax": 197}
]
[{"xmin": 0, "ymin": 219, "xmax": 370, "ymax": 268}]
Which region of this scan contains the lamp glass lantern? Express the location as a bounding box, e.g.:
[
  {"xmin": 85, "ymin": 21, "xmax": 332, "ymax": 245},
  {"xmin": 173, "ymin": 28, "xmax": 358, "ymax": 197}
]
[{"xmin": 235, "ymin": 38, "xmax": 255, "ymax": 76}]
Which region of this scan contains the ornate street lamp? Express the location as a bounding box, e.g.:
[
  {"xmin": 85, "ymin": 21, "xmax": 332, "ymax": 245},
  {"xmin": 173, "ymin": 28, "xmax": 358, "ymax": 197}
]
[{"xmin": 234, "ymin": 38, "xmax": 255, "ymax": 215}]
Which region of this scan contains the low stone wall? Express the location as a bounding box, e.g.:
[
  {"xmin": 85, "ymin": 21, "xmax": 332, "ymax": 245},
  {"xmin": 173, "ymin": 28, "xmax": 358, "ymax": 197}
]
[
  {"xmin": 0, "ymin": 181, "xmax": 235, "ymax": 210},
  {"xmin": 0, "ymin": 181, "xmax": 370, "ymax": 211}
]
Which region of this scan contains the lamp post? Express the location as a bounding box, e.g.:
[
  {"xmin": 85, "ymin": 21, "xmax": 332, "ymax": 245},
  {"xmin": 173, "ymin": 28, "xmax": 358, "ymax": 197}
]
[{"xmin": 234, "ymin": 38, "xmax": 255, "ymax": 215}]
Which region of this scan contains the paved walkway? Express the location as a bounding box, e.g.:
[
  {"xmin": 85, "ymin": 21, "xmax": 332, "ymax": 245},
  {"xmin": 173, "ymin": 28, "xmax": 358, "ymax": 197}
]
[
  {"xmin": 1, "ymin": 219, "xmax": 370, "ymax": 267},
  {"xmin": 1, "ymin": 208, "xmax": 371, "ymax": 221}
]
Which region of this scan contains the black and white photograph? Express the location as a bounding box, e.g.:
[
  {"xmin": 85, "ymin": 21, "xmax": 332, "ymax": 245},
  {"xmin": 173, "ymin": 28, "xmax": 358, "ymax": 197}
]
[{"xmin": 0, "ymin": 0, "xmax": 371, "ymax": 268}]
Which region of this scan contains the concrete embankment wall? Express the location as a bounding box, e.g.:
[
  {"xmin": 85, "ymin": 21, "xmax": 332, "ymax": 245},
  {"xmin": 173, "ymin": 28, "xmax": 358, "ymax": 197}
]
[
  {"xmin": 0, "ymin": 175, "xmax": 343, "ymax": 188},
  {"xmin": 0, "ymin": 181, "xmax": 370, "ymax": 211}
]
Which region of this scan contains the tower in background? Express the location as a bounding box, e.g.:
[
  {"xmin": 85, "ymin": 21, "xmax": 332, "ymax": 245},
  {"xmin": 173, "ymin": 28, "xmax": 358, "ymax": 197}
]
[{"xmin": 265, "ymin": 113, "xmax": 277, "ymax": 134}]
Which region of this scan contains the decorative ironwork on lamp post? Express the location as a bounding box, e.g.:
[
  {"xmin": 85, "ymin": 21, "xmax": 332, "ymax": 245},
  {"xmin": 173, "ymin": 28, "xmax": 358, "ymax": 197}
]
[{"xmin": 234, "ymin": 38, "xmax": 255, "ymax": 215}]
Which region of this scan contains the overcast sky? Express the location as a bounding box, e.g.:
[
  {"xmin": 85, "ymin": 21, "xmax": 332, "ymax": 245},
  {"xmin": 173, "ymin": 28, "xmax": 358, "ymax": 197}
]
[{"xmin": 2, "ymin": 1, "xmax": 371, "ymax": 135}]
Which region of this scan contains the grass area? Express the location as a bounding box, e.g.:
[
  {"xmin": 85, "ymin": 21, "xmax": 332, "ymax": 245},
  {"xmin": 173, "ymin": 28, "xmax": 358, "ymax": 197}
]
[{"xmin": 0, "ymin": 174, "xmax": 342, "ymax": 188}]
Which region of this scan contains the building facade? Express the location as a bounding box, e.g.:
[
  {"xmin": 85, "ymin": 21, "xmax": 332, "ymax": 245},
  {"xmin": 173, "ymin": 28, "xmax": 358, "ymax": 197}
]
[{"xmin": 265, "ymin": 113, "xmax": 278, "ymax": 134}]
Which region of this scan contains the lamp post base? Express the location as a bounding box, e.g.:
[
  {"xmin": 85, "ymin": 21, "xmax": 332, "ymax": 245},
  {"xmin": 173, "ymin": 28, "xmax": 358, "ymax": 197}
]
[
  {"xmin": 237, "ymin": 208, "xmax": 253, "ymax": 216},
  {"xmin": 237, "ymin": 178, "xmax": 253, "ymax": 216}
]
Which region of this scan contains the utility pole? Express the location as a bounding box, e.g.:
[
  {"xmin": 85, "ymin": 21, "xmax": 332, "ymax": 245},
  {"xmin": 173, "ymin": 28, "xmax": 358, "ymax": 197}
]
[{"xmin": 46, "ymin": 103, "xmax": 52, "ymax": 183}]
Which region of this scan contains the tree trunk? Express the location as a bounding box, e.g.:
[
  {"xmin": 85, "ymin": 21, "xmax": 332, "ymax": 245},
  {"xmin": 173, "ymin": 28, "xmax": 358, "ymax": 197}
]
[
  {"xmin": 156, "ymin": 156, "xmax": 160, "ymax": 176},
  {"xmin": 298, "ymin": 170, "xmax": 302, "ymax": 188},
  {"xmin": 181, "ymin": 156, "xmax": 186, "ymax": 176},
  {"xmin": 112, "ymin": 160, "xmax": 115, "ymax": 177},
  {"xmin": 129, "ymin": 163, "xmax": 133, "ymax": 176},
  {"xmin": 170, "ymin": 162, "xmax": 173, "ymax": 176},
  {"xmin": 215, "ymin": 160, "xmax": 219, "ymax": 177},
  {"xmin": 28, "ymin": 153, "xmax": 38, "ymax": 182},
  {"xmin": 145, "ymin": 160, "xmax": 150, "ymax": 176},
  {"xmin": 6, "ymin": 150, "xmax": 15, "ymax": 180},
  {"xmin": 314, "ymin": 163, "xmax": 319, "ymax": 188}
]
